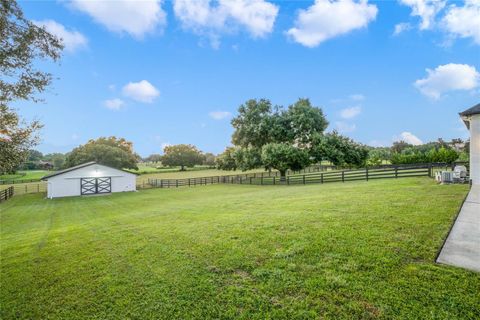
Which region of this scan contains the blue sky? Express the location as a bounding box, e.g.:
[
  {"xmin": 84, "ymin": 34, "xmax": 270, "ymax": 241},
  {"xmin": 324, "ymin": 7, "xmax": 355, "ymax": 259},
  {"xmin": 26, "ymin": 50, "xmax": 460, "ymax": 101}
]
[{"xmin": 16, "ymin": 0, "xmax": 480, "ymax": 156}]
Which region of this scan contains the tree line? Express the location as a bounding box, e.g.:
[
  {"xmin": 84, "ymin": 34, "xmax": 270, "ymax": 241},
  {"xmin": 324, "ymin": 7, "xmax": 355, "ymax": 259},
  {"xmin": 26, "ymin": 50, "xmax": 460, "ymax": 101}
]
[{"xmin": 367, "ymin": 138, "xmax": 468, "ymax": 166}]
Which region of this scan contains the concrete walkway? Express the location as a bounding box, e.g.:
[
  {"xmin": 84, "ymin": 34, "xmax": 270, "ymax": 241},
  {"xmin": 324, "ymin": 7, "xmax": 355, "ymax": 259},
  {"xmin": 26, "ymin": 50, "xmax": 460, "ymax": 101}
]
[{"xmin": 437, "ymin": 185, "xmax": 480, "ymax": 272}]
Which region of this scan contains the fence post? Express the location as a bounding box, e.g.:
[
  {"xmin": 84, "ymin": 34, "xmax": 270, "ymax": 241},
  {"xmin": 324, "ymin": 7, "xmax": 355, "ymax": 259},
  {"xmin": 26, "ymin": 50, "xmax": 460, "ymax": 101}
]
[
  {"xmin": 366, "ymin": 167, "xmax": 369, "ymax": 181},
  {"xmin": 428, "ymin": 164, "xmax": 432, "ymax": 178},
  {"xmin": 303, "ymin": 175, "xmax": 306, "ymax": 184},
  {"xmin": 342, "ymin": 171, "xmax": 345, "ymax": 182},
  {"xmin": 261, "ymin": 176, "xmax": 263, "ymax": 185},
  {"xmin": 395, "ymin": 166, "xmax": 398, "ymax": 178},
  {"xmin": 287, "ymin": 176, "xmax": 290, "ymax": 185},
  {"xmin": 321, "ymin": 173, "xmax": 324, "ymax": 184},
  {"xmin": 273, "ymin": 177, "xmax": 276, "ymax": 185}
]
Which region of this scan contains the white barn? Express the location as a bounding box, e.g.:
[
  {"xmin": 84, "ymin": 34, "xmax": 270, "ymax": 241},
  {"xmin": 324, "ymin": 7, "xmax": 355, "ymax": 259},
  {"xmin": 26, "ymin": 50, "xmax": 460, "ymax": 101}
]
[{"xmin": 42, "ymin": 162, "xmax": 137, "ymax": 199}]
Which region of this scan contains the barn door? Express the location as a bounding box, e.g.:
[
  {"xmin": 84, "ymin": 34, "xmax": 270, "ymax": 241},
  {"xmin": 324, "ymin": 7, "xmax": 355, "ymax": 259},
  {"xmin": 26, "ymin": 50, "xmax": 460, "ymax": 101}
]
[
  {"xmin": 81, "ymin": 177, "xmax": 111, "ymax": 195},
  {"xmin": 96, "ymin": 177, "xmax": 111, "ymax": 194}
]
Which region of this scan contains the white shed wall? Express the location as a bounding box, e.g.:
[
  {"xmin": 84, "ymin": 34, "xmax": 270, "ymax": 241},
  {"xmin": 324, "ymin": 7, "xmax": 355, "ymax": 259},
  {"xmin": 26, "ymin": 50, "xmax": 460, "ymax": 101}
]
[{"xmin": 46, "ymin": 164, "xmax": 136, "ymax": 198}]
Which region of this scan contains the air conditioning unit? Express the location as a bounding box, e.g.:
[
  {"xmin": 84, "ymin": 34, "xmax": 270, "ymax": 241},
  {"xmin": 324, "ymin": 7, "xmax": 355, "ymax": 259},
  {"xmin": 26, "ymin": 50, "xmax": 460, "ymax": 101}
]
[
  {"xmin": 453, "ymin": 165, "xmax": 468, "ymax": 182},
  {"xmin": 441, "ymin": 171, "xmax": 454, "ymax": 183}
]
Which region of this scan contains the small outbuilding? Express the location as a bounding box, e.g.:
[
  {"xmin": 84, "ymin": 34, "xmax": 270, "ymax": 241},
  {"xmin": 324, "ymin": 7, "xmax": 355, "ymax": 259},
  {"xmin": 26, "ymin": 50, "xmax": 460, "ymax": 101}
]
[
  {"xmin": 42, "ymin": 162, "xmax": 137, "ymax": 199},
  {"xmin": 459, "ymin": 102, "xmax": 480, "ymax": 185}
]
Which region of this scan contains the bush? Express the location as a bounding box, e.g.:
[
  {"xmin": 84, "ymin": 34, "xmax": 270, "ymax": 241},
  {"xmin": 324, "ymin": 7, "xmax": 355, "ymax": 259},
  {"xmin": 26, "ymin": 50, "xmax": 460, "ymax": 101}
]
[{"xmin": 390, "ymin": 146, "xmax": 458, "ymax": 165}]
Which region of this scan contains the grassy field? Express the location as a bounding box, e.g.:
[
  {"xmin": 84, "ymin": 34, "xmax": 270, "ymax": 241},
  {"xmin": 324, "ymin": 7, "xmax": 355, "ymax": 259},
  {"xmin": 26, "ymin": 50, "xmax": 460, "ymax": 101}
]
[
  {"xmin": 136, "ymin": 168, "xmax": 270, "ymax": 183},
  {"xmin": 1, "ymin": 178, "xmax": 478, "ymax": 319},
  {"xmin": 128, "ymin": 164, "xmax": 216, "ymax": 175},
  {"xmin": 0, "ymin": 170, "xmax": 49, "ymax": 181}
]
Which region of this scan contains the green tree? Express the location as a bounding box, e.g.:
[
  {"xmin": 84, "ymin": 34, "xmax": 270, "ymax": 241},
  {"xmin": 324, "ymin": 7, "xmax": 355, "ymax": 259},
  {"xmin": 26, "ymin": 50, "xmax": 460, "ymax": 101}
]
[
  {"xmin": 216, "ymin": 147, "xmax": 238, "ymax": 171},
  {"xmin": 0, "ymin": 0, "xmax": 63, "ymax": 174},
  {"xmin": 161, "ymin": 144, "xmax": 204, "ymax": 171},
  {"xmin": 427, "ymin": 147, "xmax": 458, "ymax": 163},
  {"xmin": 0, "ymin": 106, "xmax": 42, "ymax": 174},
  {"xmin": 367, "ymin": 147, "xmax": 391, "ymax": 166},
  {"xmin": 391, "ymin": 140, "xmax": 412, "ymax": 154},
  {"xmin": 231, "ymin": 99, "xmax": 274, "ymax": 148},
  {"xmin": 27, "ymin": 149, "xmax": 43, "ymax": 161},
  {"xmin": 203, "ymin": 152, "xmax": 216, "ymax": 167},
  {"xmin": 311, "ymin": 132, "xmax": 369, "ymax": 167},
  {"xmin": 261, "ymin": 143, "xmax": 311, "ymax": 180},
  {"xmin": 43, "ymin": 153, "xmax": 66, "ymax": 169},
  {"xmin": 234, "ymin": 147, "xmax": 262, "ymax": 171},
  {"xmin": 65, "ymin": 137, "xmax": 139, "ymax": 170},
  {"xmin": 230, "ymin": 98, "xmax": 328, "ymax": 172},
  {"xmin": 144, "ymin": 154, "xmax": 162, "ymax": 163},
  {"xmin": 285, "ymin": 98, "xmax": 328, "ymax": 146}
]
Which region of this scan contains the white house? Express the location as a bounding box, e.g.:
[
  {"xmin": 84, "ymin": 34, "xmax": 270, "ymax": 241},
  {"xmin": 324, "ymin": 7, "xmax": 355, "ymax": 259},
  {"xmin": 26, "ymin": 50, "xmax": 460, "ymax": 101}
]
[
  {"xmin": 460, "ymin": 103, "xmax": 480, "ymax": 185},
  {"xmin": 42, "ymin": 162, "xmax": 137, "ymax": 199}
]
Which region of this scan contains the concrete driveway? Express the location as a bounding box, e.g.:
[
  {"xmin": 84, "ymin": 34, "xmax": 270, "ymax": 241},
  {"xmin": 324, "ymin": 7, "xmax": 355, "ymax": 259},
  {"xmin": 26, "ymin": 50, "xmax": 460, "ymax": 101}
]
[{"xmin": 437, "ymin": 185, "xmax": 480, "ymax": 272}]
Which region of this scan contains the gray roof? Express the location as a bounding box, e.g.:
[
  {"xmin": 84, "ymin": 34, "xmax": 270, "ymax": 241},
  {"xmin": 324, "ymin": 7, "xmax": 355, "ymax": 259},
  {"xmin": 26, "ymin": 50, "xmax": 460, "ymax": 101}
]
[
  {"xmin": 459, "ymin": 103, "xmax": 480, "ymax": 129},
  {"xmin": 459, "ymin": 103, "xmax": 480, "ymax": 117},
  {"xmin": 42, "ymin": 161, "xmax": 138, "ymax": 180}
]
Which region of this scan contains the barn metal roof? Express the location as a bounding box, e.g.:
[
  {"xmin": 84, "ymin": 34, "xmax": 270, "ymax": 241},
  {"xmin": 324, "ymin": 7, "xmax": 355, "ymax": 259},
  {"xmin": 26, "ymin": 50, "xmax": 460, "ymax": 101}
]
[{"xmin": 41, "ymin": 161, "xmax": 138, "ymax": 180}]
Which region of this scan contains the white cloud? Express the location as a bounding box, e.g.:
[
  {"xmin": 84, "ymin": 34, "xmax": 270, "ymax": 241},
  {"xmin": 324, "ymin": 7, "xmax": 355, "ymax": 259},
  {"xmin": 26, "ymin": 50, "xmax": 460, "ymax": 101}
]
[
  {"xmin": 340, "ymin": 106, "xmax": 361, "ymax": 119},
  {"xmin": 441, "ymin": 0, "xmax": 480, "ymax": 45},
  {"xmin": 335, "ymin": 121, "xmax": 356, "ymax": 133},
  {"xmin": 286, "ymin": 0, "xmax": 378, "ymax": 47},
  {"xmin": 399, "ymin": 0, "xmax": 445, "ymax": 30},
  {"xmin": 414, "ymin": 63, "xmax": 480, "ymax": 99},
  {"xmin": 173, "ymin": 0, "xmax": 278, "ymax": 47},
  {"xmin": 104, "ymin": 98, "xmax": 125, "ymax": 110},
  {"xmin": 399, "ymin": 131, "xmax": 423, "ymax": 145},
  {"xmin": 70, "ymin": 0, "xmax": 166, "ymax": 38},
  {"xmin": 122, "ymin": 80, "xmax": 160, "ymax": 103},
  {"xmin": 209, "ymin": 111, "xmax": 232, "ymax": 120},
  {"xmin": 393, "ymin": 22, "xmax": 412, "ymax": 35},
  {"xmin": 34, "ymin": 20, "xmax": 87, "ymax": 52}
]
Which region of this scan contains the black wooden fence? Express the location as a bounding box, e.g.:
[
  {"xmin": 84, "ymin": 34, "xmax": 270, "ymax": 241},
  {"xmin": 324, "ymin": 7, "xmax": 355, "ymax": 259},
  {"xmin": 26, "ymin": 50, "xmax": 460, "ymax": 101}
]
[
  {"xmin": 145, "ymin": 164, "xmax": 441, "ymax": 189},
  {"xmin": 0, "ymin": 178, "xmax": 41, "ymax": 185},
  {"xmin": 0, "ymin": 186, "xmax": 14, "ymax": 202}
]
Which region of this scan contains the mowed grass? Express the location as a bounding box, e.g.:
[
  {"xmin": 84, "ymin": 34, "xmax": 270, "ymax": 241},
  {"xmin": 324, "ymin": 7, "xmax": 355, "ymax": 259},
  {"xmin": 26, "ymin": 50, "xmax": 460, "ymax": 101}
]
[
  {"xmin": 137, "ymin": 168, "xmax": 270, "ymax": 183},
  {"xmin": 0, "ymin": 170, "xmax": 49, "ymax": 181},
  {"xmin": 1, "ymin": 178, "xmax": 478, "ymax": 319}
]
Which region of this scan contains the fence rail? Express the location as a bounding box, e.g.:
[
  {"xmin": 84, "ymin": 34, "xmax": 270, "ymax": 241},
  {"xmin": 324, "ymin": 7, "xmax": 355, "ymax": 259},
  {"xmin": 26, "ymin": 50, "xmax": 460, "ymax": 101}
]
[
  {"xmin": 0, "ymin": 186, "xmax": 14, "ymax": 202},
  {"xmin": 144, "ymin": 164, "xmax": 444, "ymax": 189},
  {"xmin": 0, "ymin": 178, "xmax": 41, "ymax": 185}
]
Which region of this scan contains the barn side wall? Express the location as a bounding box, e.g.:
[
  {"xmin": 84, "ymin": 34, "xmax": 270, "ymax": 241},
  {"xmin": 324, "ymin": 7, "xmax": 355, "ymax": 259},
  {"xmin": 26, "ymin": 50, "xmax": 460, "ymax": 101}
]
[{"xmin": 46, "ymin": 164, "xmax": 137, "ymax": 198}]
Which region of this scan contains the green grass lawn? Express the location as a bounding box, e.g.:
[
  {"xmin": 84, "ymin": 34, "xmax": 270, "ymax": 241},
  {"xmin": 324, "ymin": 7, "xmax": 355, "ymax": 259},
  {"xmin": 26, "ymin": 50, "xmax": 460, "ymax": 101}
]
[
  {"xmin": 128, "ymin": 164, "xmax": 216, "ymax": 175},
  {"xmin": 137, "ymin": 168, "xmax": 270, "ymax": 183},
  {"xmin": 1, "ymin": 178, "xmax": 478, "ymax": 319},
  {"xmin": 0, "ymin": 170, "xmax": 49, "ymax": 181}
]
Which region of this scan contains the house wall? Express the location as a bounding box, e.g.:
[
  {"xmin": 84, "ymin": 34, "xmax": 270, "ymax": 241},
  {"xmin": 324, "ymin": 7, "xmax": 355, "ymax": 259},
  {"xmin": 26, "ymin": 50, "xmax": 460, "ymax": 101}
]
[
  {"xmin": 470, "ymin": 114, "xmax": 480, "ymax": 185},
  {"xmin": 46, "ymin": 164, "xmax": 136, "ymax": 198}
]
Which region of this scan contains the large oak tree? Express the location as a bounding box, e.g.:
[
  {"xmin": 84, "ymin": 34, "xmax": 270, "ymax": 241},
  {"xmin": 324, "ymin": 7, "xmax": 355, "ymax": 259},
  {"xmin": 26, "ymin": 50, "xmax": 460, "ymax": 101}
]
[
  {"xmin": 161, "ymin": 144, "xmax": 204, "ymax": 171},
  {"xmin": 65, "ymin": 137, "xmax": 139, "ymax": 170},
  {"xmin": 0, "ymin": 0, "xmax": 63, "ymax": 173}
]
